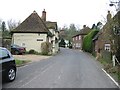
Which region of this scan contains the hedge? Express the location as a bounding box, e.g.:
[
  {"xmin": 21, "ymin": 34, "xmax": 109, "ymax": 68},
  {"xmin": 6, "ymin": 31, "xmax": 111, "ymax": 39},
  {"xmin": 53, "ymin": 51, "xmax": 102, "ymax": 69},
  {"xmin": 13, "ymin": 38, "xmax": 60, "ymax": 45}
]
[{"xmin": 82, "ymin": 29, "xmax": 99, "ymax": 53}]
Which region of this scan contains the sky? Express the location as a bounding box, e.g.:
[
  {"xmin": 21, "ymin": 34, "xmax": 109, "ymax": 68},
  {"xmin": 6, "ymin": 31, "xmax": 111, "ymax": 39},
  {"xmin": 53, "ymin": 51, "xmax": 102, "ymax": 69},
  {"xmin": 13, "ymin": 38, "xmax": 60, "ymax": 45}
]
[{"xmin": 0, "ymin": 0, "xmax": 117, "ymax": 29}]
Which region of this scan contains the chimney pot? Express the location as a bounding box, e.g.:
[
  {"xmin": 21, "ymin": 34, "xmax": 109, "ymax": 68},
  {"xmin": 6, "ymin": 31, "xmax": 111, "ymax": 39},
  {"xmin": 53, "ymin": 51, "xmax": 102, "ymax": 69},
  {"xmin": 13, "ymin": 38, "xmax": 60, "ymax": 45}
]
[
  {"xmin": 83, "ymin": 25, "xmax": 86, "ymax": 29},
  {"xmin": 42, "ymin": 9, "xmax": 46, "ymax": 21},
  {"xmin": 107, "ymin": 10, "xmax": 112, "ymax": 22}
]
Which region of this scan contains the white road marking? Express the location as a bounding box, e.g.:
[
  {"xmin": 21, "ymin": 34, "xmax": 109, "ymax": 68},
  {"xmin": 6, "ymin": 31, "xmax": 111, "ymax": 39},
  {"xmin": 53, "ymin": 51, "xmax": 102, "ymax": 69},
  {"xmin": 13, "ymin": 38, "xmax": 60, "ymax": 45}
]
[
  {"xmin": 19, "ymin": 63, "xmax": 54, "ymax": 88},
  {"xmin": 102, "ymin": 68, "xmax": 120, "ymax": 88}
]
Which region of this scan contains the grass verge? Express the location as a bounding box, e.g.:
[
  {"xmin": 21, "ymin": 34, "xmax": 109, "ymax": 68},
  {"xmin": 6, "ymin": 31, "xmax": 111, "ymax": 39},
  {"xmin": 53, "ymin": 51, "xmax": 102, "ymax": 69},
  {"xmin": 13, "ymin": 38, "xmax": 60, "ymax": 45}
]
[
  {"xmin": 98, "ymin": 58, "xmax": 120, "ymax": 82},
  {"xmin": 15, "ymin": 59, "xmax": 31, "ymax": 67}
]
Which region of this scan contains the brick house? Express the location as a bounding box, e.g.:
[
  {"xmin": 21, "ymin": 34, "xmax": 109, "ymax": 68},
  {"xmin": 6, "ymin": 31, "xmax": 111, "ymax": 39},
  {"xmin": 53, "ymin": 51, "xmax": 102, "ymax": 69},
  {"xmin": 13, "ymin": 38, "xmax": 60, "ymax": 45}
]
[
  {"xmin": 92, "ymin": 11, "xmax": 120, "ymax": 55},
  {"xmin": 72, "ymin": 25, "xmax": 91, "ymax": 49}
]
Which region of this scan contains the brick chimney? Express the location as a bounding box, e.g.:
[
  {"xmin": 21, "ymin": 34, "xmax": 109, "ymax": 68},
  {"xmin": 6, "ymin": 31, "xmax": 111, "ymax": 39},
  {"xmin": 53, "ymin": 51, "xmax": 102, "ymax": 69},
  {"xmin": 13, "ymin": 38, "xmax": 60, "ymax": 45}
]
[
  {"xmin": 42, "ymin": 9, "xmax": 46, "ymax": 22},
  {"xmin": 107, "ymin": 11, "xmax": 112, "ymax": 22}
]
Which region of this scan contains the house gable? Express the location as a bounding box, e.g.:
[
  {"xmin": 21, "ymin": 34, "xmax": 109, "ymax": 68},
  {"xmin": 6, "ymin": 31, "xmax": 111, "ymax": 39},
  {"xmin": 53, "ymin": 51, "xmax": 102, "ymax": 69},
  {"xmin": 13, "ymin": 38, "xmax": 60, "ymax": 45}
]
[{"xmin": 11, "ymin": 11, "xmax": 50, "ymax": 34}]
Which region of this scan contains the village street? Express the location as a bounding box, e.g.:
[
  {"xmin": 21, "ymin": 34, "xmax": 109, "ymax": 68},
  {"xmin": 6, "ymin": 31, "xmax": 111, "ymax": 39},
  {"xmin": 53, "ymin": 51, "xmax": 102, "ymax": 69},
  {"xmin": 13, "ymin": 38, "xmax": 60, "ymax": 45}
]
[{"xmin": 2, "ymin": 48, "xmax": 118, "ymax": 88}]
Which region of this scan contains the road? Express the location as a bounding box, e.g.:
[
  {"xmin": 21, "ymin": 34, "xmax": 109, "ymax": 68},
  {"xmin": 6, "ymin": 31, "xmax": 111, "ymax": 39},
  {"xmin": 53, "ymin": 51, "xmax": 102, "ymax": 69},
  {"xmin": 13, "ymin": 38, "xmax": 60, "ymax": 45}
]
[{"xmin": 2, "ymin": 48, "xmax": 118, "ymax": 88}]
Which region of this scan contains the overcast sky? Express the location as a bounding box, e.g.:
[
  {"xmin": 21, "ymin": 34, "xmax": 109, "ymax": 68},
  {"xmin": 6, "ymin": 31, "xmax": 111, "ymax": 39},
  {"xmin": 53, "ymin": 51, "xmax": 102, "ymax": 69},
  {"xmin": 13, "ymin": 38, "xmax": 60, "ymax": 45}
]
[{"xmin": 0, "ymin": 0, "xmax": 117, "ymax": 29}]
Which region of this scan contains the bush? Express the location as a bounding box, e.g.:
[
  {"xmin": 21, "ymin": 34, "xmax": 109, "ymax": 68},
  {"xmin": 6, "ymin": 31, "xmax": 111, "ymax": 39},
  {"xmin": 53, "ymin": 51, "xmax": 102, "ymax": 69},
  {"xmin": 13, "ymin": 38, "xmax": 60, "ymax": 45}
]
[
  {"xmin": 41, "ymin": 42, "xmax": 51, "ymax": 55},
  {"xmin": 59, "ymin": 38, "xmax": 66, "ymax": 48},
  {"xmin": 28, "ymin": 49, "xmax": 37, "ymax": 54},
  {"xmin": 82, "ymin": 29, "xmax": 99, "ymax": 53}
]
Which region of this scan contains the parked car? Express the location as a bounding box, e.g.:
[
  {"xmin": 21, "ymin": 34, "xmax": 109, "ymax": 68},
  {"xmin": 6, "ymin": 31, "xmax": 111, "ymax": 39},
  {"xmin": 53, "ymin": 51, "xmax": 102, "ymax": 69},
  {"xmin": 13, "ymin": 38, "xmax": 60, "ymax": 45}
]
[
  {"xmin": 0, "ymin": 47, "xmax": 17, "ymax": 82},
  {"xmin": 11, "ymin": 44, "xmax": 26, "ymax": 55}
]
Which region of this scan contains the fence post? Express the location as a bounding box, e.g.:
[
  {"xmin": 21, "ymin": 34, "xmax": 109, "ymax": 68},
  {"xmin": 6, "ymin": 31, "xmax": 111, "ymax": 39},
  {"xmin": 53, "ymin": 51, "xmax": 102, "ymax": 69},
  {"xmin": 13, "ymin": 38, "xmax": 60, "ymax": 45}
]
[{"xmin": 112, "ymin": 55, "xmax": 116, "ymax": 66}]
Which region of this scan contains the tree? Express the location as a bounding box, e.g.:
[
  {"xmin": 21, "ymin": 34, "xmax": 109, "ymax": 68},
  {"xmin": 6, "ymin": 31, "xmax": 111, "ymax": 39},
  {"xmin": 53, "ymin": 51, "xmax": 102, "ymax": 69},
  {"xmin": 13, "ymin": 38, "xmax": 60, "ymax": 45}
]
[
  {"xmin": 64, "ymin": 24, "xmax": 78, "ymax": 41},
  {"xmin": 7, "ymin": 19, "xmax": 20, "ymax": 31},
  {"xmin": 91, "ymin": 24, "xmax": 96, "ymax": 29},
  {"xmin": 68, "ymin": 40, "xmax": 72, "ymax": 49},
  {"xmin": 2, "ymin": 21, "xmax": 6, "ymax": 32},
  {"xmin": 1, "ymin": 21, "xmax": 11, "ymax": 38},
  {"xmin": 59, "ymin": 38, "xmax": 66, "ymax": 48}
]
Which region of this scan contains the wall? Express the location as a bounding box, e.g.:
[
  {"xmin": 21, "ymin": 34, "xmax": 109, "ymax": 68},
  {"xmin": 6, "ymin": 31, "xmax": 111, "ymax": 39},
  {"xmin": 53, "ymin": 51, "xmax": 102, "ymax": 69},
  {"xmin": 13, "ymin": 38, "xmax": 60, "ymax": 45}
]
[
  {"xmin": 12, "ymin": 33, "xmax": 47, "ymax": 52},
  {"xmin": 72, "ymin": 35, "xmax": 82, "ymax": 49},
  {"xmin": 49, "ymin": 29, "xmax": 59, "ymax": 54}
]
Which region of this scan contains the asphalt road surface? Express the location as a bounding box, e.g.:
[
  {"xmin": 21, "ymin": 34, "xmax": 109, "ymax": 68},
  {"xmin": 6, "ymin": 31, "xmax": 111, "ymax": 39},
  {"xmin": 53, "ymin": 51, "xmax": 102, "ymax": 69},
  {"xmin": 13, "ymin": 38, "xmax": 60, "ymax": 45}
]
[{"xmin": 2, "ymin": 48, "xmax": 118, "ymax": 88}]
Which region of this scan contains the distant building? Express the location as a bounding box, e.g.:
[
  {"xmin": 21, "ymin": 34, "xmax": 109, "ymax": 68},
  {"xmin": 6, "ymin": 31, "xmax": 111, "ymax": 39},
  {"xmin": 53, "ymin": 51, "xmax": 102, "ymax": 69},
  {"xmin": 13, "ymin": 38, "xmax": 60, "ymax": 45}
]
[{"xmin": 72, "ymin": 25, "xmax": 91, "ymax": 49}]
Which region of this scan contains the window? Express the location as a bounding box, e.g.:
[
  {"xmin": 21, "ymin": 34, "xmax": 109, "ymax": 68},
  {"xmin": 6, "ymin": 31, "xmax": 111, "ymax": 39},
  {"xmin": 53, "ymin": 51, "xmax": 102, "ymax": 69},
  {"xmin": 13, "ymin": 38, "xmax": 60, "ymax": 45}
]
[
  {"xmin": 37, "ymin": 39, "xmax": 43, "ymax": 41},
  {"xmin": 0, "ymin": 49, "xmax": 9, "ymax": 60},
  {"xmin": 76, "ymin": 37, "xmax": 77, "ymax": 40},
  {"xmin": 76, "ymin": 43, "xmax": 79, "ymax": 47},
  {"xmin": 104, "ymin": 44, "xmax": 111, "ymax": 52},
  {"xmin": 79, "ymin": 36, "xmax": 81, "ymax": 40},
  {"xmin": 73, "ymin": 38, "xmax": 74, "ymax": 41},
  {"xmin": 79, "ymin": 43, "xmax": 81, "ymax": 47}
]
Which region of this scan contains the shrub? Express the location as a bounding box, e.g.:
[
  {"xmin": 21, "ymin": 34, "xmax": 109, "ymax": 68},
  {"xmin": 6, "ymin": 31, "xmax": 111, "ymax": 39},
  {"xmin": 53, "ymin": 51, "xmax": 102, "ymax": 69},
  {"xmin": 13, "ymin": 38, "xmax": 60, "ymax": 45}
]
[
  {"xmin": 59, "ymin": 38, "xmax": 66, "ymax": 48},
  {"xmin": 41, "ymin": 42, "xmax": 51, "ymax": 55},
  {"xmin": 28, "ymin": 49, "xmax": 37, "ymax": 54},
  {"xmin": 82, "ymin": 29, "xmax": 99, "ymax": 53}
]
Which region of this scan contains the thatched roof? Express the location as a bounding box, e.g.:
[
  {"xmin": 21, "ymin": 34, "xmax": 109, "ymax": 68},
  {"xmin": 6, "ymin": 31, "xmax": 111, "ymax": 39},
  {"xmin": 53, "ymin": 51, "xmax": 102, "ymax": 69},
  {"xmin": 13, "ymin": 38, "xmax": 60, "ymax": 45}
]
[
  {"xmin": 45, "ymin": 21, "xmax": 58, "ymax": 32},
  {"xmin": 11, "ymin": 11, "xmax": 50, "ymax": 33}
]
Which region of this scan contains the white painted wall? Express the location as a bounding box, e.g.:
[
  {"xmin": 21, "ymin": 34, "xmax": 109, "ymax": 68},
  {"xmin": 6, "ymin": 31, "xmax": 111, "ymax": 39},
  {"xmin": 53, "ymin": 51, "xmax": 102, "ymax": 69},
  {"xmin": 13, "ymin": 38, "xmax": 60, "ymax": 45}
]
[
  {"xmin": 48, "ymin": 29, "xmax": 59, "ymax": 54},
  {"xmin": 12, "ymin": 33, "xmax": 47, "ymax": 52}
]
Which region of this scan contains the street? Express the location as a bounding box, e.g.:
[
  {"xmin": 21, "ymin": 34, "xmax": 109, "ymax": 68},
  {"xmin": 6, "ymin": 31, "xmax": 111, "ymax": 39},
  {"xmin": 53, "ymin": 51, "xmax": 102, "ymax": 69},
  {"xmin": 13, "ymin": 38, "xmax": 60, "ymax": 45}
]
[{"xmin": 2, "ymin": 48, "xmax": 118, "ymax": 88}]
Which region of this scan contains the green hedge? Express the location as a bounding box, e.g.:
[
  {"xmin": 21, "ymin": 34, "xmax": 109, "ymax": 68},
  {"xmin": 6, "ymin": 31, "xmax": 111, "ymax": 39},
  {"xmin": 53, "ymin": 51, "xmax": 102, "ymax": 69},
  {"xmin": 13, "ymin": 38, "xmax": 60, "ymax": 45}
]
[{"xmin": 82, "ymin": 29, "xmax": 99, "ymax": 53}]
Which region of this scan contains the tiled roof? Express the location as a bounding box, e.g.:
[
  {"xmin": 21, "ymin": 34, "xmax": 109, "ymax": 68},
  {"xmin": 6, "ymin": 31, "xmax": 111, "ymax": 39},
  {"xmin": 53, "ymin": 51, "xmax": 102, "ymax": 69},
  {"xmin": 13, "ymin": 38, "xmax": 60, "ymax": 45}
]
[
  {"xmin": 72, "ymin": 27, "xmax": 91, "ymax": 37},
  {"xmin": 11, "ymin": 11, "xmax": 50, "ymax": 33}
]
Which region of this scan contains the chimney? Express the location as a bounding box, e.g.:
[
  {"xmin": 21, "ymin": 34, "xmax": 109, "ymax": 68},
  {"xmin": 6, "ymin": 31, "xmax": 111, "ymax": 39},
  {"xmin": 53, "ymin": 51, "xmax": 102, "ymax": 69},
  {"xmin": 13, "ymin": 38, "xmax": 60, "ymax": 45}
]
[
  {"xmin": 42, "ymin": 9, "xmax": 46, "ymax": 21},
  {"xmin": 107, "ymin": 11, "xmax": 112, "ymax": 22},
  {"xmin": 83, "ymin": 25, "xmax": 86, "ymax": 29}
]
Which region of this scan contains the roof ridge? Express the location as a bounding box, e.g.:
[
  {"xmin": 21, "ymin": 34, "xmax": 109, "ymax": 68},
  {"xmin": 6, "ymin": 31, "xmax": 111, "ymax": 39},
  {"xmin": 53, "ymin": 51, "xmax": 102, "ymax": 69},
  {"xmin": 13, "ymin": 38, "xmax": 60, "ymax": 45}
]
[{"xmin": 12, "ymin": 11, "xmax": 49, "ymax": 33}]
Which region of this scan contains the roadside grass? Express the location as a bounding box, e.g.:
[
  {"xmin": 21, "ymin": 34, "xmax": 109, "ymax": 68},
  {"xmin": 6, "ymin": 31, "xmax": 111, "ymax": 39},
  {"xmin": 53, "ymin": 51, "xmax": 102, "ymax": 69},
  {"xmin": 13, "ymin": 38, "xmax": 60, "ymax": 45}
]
[
  {"xmin": 15, "ymin": 59, "xmax": 31, "ymax": 67},
  {"xmin": 25, "ymin": 51, "xmax": 52, "ymax": 56},
  {"xmin": 98, "ymin": 58, "xmax": 120, "ymax": 81}
]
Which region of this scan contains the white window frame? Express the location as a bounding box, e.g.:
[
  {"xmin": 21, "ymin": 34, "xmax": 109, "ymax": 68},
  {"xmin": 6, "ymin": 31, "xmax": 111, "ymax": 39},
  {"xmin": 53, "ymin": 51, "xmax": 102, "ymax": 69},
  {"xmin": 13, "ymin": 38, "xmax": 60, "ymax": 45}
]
[
  {"xmin": 76, "ymin": 37, "xmax": 77, "ymax": 40},
  {"xmin": 104, "ymin": 44, "xmax": 111, "ymax": 52},
  {"xmin": 79, "ymin": 35, "xmax": 81, "ymax": 40}
]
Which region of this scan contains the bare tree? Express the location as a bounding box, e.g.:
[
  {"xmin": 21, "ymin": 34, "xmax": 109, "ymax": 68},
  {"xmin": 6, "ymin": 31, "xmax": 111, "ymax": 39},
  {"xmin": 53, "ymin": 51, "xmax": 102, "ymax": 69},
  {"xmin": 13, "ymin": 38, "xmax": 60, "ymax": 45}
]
[{"xmin": 7, "ymin": 19, "xmax": 21, "ymax": 31}]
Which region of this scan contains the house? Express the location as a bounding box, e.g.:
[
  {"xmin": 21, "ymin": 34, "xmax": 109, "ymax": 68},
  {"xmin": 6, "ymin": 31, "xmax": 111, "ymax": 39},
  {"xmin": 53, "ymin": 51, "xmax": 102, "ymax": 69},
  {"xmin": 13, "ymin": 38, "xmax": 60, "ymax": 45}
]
[
  {"xmin": 11, "ymin": 10, "xmax": 59, "ymax": 54},
  {"xmin": 72, "ymin": 25, "xmax": 91, "ymax": 49},
  {"xmin": 92, "ymin": 11, "xmax": 120, "ymax": 56},
  {"xmin": 45, "ymin": 21, "xmax": 59, "ymax": 53},
  {"xmin": 42, "ymin": 9, "xmax": 59, "ymax": 53}
]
